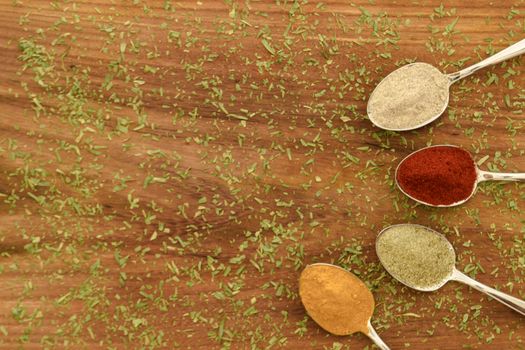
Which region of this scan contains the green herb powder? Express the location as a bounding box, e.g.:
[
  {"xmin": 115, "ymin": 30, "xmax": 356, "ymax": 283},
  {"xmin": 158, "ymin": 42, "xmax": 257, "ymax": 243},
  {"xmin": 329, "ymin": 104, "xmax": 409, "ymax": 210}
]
[{"xmin": 376, "ymin": 225, "xmax": 455, "ymax": 290}]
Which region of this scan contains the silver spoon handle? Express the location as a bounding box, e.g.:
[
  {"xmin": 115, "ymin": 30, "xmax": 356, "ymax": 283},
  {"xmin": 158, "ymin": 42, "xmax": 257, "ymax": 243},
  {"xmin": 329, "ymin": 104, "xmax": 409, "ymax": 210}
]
[
  {"xmin": 448, "ymin": 38, "xmax": 525, "ymax": 83},
  {"xmin": 366, "ymin": 321, "xmax": 390, "ymax": 350},
  {"xmin": 478, "ymin": 169, "xmax": 525, "ymax": 183},
  {"xmin": 451, "ymin": 269, "xmax": 525, "ymax": 316}
]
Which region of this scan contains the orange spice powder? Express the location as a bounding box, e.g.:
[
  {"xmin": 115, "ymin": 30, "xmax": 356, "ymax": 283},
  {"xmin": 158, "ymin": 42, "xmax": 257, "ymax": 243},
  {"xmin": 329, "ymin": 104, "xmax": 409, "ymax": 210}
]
[{"xmin": 299, "ymin": 264, "xmax": 375, "ymax": 336}]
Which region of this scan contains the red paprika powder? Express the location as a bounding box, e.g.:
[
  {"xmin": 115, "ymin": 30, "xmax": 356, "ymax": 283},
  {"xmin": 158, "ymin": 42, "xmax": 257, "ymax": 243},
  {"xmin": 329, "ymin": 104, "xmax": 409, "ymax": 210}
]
[{"xmin": 396, "ymin": 145, "xmax": 477, "ymax": 206}]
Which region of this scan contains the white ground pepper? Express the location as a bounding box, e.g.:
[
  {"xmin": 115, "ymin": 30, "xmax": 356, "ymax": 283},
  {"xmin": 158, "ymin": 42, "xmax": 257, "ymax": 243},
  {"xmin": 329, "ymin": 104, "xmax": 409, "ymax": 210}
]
[
  {"xmin": 367, "ymin": 63, "xmax": 450, "ymax": 130},
  {"xmin": 376, "ymin": 225, "xmax": 455, "ymax": 290}
]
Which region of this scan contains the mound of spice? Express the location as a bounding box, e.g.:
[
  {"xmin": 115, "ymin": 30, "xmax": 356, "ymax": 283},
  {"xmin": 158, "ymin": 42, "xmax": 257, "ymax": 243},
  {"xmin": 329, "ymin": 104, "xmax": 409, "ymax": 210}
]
[
  {"xmin": 396, "ymin": 145, "xmax": 477, "ymax": 206},
  {"xmin": 299, "ymin": 264, "xmax": 374, "ymax": 336},
  {"xmin": 376, "ymin": 225, "xmax": 456, "ymax": 290},
  {"xmin": 367, "ymin": 63, "xmax": 450, "ymax": 130}
]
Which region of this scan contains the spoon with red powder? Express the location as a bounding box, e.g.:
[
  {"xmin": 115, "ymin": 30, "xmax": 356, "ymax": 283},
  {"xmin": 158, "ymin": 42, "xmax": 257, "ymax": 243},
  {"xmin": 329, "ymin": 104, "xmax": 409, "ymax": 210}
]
[{"xmin": 395, "ymin": 145, "xmax": 525, "ymax": 207}]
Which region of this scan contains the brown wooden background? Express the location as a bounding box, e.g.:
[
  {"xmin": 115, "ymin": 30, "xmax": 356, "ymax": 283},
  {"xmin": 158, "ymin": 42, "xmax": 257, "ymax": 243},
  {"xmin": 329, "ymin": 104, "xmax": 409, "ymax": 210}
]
[{"xmin": 0, "ymin": 0, "xmax": 524, "ymax": 349}]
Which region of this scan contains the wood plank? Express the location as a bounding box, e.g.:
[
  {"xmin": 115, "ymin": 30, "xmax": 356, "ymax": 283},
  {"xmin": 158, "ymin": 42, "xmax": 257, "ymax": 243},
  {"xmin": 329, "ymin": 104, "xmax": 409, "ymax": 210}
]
[{"xmin": 0, "ymin": 0, "xmax": 523, "ymax": 349}]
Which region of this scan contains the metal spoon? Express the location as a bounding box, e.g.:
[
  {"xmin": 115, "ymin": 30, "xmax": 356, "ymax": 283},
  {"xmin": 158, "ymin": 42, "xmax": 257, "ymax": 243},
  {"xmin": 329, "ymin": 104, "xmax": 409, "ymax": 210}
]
[
  {"xmin": 396, "ymin": 144, "xmax": 525, "ymax": 207},
  {"xmin": 367, "ymin": 38, "xmax": 525, "ymax": 131},
  {"xmin": 299, "ymin": 263, "xmax": 390, "ymax": 350},
  {"xmin": 376, "ymin": 224, "xmax": 525, "ymax": 316}
]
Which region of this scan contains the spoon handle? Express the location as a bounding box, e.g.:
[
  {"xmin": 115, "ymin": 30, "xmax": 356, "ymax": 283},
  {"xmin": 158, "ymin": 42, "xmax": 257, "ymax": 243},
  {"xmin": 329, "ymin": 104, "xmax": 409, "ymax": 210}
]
[
  {"xmin": 451, "ymin": 269, "xmax": 525, "ymax": 316},
  {"xmin": 448, "ymin": 38, "xmax": 525, "ymax": 83},
  {"xmin": 366, "ymin": 321, "xmax": 391, "ymax": 350},
  {"xmin": 478, "ymin": 169, "xmax": 525, "ymax": 183}
]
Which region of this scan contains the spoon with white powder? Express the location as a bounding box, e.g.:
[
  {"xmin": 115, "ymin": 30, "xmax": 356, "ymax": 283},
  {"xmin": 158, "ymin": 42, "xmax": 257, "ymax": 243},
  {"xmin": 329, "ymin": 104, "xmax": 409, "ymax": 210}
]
[{"xmin": 367, "ymin": 38, "xmax": 525, "ymax": 131}]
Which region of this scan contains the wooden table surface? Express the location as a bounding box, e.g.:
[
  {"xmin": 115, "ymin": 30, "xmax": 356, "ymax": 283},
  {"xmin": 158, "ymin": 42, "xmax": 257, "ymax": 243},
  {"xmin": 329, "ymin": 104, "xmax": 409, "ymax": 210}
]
[{"xmin": 0, "ymin": 1, "xmax": 524, "ymax": 349}]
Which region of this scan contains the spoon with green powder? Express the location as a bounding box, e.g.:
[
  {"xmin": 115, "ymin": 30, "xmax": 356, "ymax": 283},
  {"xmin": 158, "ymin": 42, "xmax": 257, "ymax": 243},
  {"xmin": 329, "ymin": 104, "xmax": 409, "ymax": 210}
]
[
  {"xmin": 376, "ymin": 224, "xmax": 525, "ymax": 316},
  {"xmin": 367, "ymin": 38, "xmax": 525, "ymax": 131}
]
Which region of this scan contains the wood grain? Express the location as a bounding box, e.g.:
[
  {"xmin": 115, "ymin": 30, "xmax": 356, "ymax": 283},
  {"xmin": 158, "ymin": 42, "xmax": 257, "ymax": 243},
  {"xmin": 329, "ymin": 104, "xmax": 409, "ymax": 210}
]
[{"xmin": 0, "ymin": 1, "xmax": 524, "ymax": 349}]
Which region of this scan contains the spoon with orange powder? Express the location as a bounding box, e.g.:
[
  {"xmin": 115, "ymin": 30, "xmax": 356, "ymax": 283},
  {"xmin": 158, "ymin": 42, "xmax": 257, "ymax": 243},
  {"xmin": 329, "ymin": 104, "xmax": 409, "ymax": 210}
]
[
  {"xmin": 299, "ymin": 263, "xmax": 390, "ymax": 350},
  {"xmin": 396, "ymin": 145, "xmax": 525, "ymax": 207}
]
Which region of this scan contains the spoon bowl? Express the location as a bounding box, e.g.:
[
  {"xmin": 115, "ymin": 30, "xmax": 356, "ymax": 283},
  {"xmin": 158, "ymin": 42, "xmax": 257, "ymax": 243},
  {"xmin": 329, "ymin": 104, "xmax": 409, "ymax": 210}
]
[
  {"xmin": 367, "ymin": 38, "xmax": 525, "ymax": 131},
  {"xmin": 299, "ymin": 263, "xmax": 390, "ymax": 350},
  {"xmin": 376, "ymin": 224, "xmax": 455, "ymax": 292},
  {"xmin": 395, "ymin": 144, "xmax": 476, "ymax": 207},
  {"xmin": 376, "ymin": 224, "xmax": 525, "ymax": 316},
  {"xmin": 367, "ymin": 62, "xmax": 451, "ymax": 131},
  {"xmin": 395, "ymin": 144, "xmax": 525, "ymax": 207}
]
